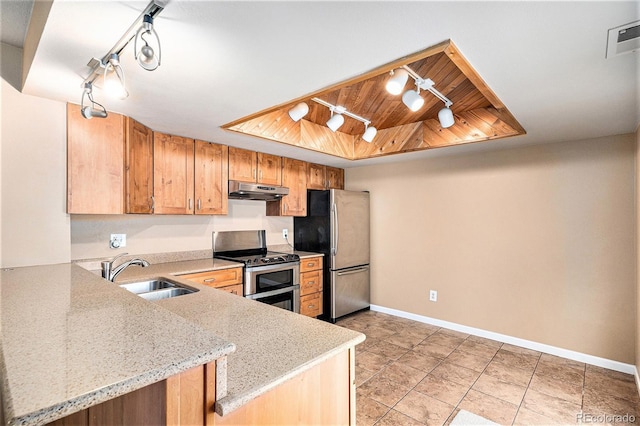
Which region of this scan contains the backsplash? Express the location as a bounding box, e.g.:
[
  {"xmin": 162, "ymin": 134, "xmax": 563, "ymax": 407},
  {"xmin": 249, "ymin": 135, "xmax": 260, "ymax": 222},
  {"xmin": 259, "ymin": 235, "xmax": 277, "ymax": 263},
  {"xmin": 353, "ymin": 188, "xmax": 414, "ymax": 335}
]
[{"xmin": 70, "ymin": 200, "xmax": 292, "ymax": 260}]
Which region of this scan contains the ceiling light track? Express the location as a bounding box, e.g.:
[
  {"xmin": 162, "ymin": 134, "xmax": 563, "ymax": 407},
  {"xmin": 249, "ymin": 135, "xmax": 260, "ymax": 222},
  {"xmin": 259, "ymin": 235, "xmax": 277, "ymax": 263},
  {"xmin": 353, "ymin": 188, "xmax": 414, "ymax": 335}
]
[
  {"xmin": 311, "ymin": 98, "xmax": 377, "ymax": 142},
  {"xmin": 387, "ymin": 65, "xmax": 455, "ymax": 128},
  {"xmin": 79, "ymin": 0, "xmax": 168, "ymax": 118}
]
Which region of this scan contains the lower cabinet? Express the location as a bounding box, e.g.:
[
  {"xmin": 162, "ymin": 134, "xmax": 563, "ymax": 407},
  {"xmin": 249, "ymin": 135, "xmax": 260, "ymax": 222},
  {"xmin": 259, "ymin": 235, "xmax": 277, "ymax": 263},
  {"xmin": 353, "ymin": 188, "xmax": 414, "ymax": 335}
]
[
  {"xmin": 48, "ymin": 349, "xmax": 355, "ymax": 426},
  {"xmin": 300, "ymin": 256, "xmax": 323, "ymax": 318},
  {"xmin": 48, "ymin": 360, "xmax": 216, "ymax": 426},
  {"xmin": 179, "ymin": 267, "xmax": 244, "ymax": 295}
]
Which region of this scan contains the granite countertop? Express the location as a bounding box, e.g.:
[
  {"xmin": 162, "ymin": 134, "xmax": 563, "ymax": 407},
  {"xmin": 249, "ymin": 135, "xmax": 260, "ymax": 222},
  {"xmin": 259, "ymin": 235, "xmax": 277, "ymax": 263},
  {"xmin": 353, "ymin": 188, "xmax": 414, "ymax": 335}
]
[
  {"xmin": 0, "ymin": 264, "xmax": 235, "ymax": 426},
  {"xmin": 1, "ymin": 250, "xmax": 363, "ymax": 424},
  {"xmin": 268, "ymin": 244, "xmax": 325, "ymax": 259}
]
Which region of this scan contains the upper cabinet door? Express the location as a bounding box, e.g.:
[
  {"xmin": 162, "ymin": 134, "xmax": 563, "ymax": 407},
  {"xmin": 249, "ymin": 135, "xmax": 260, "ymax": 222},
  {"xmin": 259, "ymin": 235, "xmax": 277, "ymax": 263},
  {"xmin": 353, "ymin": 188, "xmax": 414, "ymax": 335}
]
[
  {"xmin": 195, "ymin": 140, "xmax": 228, "ymax": 215},
  {"xmin": 281, "ymin": 158, "xmax": 307, "ymax": 216},
  {"xmin": 228, "ymin": 147, "xmax": 257, "ymax": 183},
  {"xmin": 326, "ymin": 167, "xmax": 344, "ymax": 189},
  {"xmin": 67, "ymin": 103, "xmax": 124, "ymax": 214},
  {"xmin": 153, "ymin": 132, "xmax": 195, "ymax": 215},
  {"xmin": 125, "ymin": 118, "xmax": 154, "ymax": 214},
  {"xmin": 257, "ymin": 152, "xmax": 281, "ymax": 186},
  {"xmin": 307, "ymin": 163, "xmax": 326, "ymax": 190}
]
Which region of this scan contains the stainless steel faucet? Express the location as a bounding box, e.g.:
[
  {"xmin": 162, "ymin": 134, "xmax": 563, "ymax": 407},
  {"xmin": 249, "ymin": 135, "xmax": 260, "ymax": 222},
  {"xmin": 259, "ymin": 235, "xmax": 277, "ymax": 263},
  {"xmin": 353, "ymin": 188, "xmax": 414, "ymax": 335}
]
[{"xmin": 101, "ymin": 253, "xmax": 150, "ymax": 282}]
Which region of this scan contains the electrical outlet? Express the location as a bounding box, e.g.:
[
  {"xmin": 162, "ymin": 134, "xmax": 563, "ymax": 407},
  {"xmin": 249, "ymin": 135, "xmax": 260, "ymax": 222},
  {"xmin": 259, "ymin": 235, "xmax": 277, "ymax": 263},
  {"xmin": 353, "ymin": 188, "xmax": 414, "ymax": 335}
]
[
  {"xmin": 110, "ymin": 234, "xmax": 126, "ymax": 249},
  {"xmin": 282, "ymin": 229, "xmax": 289, "ymax": 239},
  {"xmin": 429, "ymin": 290, "xmax": 438, "ymax": 302}
]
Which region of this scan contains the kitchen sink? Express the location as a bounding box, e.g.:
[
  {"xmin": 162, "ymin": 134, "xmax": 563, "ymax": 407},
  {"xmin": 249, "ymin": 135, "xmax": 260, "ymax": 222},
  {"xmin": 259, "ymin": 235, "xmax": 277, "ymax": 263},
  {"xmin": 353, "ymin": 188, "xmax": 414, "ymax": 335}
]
[{"xmin": 119, "ymin": 279, "xmax": 198, "ymax": 300}]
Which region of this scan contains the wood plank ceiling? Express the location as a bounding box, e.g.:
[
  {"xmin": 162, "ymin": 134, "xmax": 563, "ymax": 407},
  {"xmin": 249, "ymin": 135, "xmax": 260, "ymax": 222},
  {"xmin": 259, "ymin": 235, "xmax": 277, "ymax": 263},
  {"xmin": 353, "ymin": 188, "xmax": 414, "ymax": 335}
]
[{"xmin": 222, "ymin": 40, "xmax": 526, "ymax": 160}]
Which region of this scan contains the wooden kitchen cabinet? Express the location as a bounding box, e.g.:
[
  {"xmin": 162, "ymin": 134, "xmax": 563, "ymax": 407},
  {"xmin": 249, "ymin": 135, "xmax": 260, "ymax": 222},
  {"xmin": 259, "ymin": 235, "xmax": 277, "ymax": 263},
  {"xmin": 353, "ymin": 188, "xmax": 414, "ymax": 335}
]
[
  {"xmin": 228, "ymin": 147, "xmax": 281, "ymax": 186},
  {"xmin": 300, "ymin": 256, "xmax": 323, "ymax": 318},
  {"xmin": 153, "ymin": 132, "xmax": 195, "ymax": 215},
  {"xmin": 326, "ymin": 166, "xmax": 344, "ymax": 189},
  {"xmin": 48, "ymin": 362, "xmax": 214, "ymax": 426},
  {"xmin": 180, "ymin": 267, "xmax": 243, "ymax": 295},
  {"xmin": 125, "ymin": 118, "xmax": 154, "ymax": 213},
  {"xmin": 153, "ymin": 134, "xmax": 228, "ymax": 215},
  {"xmin": 195, "ymin": 140, "xmax": 229, "ymax": 215},
  {"xmin": 266, "ymin": 158, "xmax": 307, "ymax": 217},
  {"xmin": 307, "ymin": 163, "xmax": 345, "ymax": 190},
  {"xmin": 67, "ymin": 103, "xmax": 125, "ymax": 214}
]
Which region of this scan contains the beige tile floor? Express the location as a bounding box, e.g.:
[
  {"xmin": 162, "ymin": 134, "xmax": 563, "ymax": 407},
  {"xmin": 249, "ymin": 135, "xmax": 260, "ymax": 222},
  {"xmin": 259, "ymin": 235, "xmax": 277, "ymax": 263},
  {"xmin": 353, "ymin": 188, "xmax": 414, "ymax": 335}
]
[{"xmin": 336, "ymin": 310, "xmax": 640, "ymax": 425}]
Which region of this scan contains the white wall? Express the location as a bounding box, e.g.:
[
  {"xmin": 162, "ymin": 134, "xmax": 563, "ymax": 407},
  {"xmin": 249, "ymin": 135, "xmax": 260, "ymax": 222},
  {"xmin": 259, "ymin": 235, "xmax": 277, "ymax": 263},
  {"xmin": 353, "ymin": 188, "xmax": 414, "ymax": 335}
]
[
  {"xmin": 70, "ymin": 202, "xmax": 292, "ymax": 260},
  {"xmin": 1, "ymin": 43, "xmax": 70, "ymax": 268},
  {"xmin": 347, "ymin": 134, "xmax": 636, "ymax": 364}
]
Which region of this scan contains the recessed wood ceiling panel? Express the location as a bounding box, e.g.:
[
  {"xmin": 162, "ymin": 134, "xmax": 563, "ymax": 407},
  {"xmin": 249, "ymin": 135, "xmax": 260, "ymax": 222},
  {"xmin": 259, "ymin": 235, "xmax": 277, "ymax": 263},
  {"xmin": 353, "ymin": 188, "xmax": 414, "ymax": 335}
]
[{"xmin": 223, "ymin": 40, "xmax": 525, "ymax": 160}]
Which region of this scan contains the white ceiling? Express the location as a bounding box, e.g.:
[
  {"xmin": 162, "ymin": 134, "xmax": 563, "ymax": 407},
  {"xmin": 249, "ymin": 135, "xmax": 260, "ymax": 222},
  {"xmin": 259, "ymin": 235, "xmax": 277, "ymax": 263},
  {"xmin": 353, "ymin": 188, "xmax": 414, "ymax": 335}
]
[{"xmin": 9, "ymin": 1, "xmax": 640, "ymax": 168}]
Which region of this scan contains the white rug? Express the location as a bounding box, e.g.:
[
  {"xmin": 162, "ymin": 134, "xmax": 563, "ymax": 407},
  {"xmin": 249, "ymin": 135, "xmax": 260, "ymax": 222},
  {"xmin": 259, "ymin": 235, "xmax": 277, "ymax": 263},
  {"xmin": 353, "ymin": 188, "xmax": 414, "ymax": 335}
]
[{"xmin": 450, "ymin": 409, "xmax": 499, "ymax": 425}]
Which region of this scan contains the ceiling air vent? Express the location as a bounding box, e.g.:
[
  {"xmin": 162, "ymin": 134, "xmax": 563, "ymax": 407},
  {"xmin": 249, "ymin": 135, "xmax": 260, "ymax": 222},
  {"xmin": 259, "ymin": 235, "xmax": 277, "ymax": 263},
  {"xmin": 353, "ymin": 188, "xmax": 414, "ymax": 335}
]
[{"xmin": 606, "ymin": 20, "xmax": 640, "ymax": 58}]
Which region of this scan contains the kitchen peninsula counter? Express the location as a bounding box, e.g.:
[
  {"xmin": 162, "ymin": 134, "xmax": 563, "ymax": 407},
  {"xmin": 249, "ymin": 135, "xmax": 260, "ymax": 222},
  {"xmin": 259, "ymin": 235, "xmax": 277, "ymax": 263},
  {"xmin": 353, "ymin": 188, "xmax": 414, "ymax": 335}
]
[{"xmin": 1, "ymin": 259, "xmax": 364, "ymax": 425}]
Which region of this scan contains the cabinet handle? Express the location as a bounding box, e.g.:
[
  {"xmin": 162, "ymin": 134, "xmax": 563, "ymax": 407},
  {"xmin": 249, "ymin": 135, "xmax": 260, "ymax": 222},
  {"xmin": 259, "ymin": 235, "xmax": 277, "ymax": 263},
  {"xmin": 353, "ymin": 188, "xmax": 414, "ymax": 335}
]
[
  {"xmin": 259, "ymin": 170, "xmax": 263, "ymax": 180},
  {"xmin": 189, "ymin": 198, "xmax": 193, "ymax": 210},
  {"xmin": 308, "ymin": 281, "xmax": 315, "ymax": 285},
  {"xmin": 308, "ymin": 304, "xmax": 315, "ymax": 309},
  {"xmin": 326, "ymin": 180, "xmax": 330, "ymax": 189},
  {"xmin": 307, "ymin": 262, "xmax": 315, "ymax": 267},
  {"xmin": 284, "ymin": 203, "xmax": 287, "ymax": 214},
  {"xmin": 197, "ymin": 199, "xmax": 201, "ymax": 210},
  {"xmin": 204, "ymin": 277, "xmax": 216, "ymax": 282},
  {"xmin": 253, "ymin": 169, "xmax": 257, "ymax": 179},
  {"xmin": 151, "ymin": 196, "xmax": 155, "ymax": 211}
]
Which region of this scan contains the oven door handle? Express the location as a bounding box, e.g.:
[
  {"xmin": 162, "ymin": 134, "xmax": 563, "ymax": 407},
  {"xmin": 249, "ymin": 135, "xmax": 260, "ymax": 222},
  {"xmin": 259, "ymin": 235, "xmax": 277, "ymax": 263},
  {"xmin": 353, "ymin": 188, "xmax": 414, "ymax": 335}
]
[{"xmin": 245, "ymin": 285, "xmax": 300, "ymax": 300}]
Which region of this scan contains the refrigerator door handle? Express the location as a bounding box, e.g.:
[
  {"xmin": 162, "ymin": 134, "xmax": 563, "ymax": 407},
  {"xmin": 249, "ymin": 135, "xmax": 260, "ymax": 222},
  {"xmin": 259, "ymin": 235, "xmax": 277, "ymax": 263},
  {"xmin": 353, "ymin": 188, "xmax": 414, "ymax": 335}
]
[
  {"xmin": 331, "ymin": 203, "xmax": 338, "ymax": 255},
  {"xmin": 337, "ymin": 266, "xmax": 369, "ymax": 276}
]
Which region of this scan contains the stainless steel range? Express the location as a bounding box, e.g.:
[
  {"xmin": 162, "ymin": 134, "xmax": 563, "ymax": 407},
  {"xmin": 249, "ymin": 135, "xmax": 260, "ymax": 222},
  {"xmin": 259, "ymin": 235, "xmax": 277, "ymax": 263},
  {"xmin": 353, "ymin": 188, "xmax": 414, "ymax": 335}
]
[{"xmin": 213, "ymin": 230, "xmax": 300, "ymax": 313}]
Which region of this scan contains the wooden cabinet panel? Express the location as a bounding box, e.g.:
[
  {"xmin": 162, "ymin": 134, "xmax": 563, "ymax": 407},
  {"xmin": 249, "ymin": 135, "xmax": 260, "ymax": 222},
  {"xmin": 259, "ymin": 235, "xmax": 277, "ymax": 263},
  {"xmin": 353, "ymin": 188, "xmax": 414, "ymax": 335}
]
[
  {"xmin": 307, "ymin": 163, "xmax": 326, "ymax": 190},
  {"xmin": 217, "ymin": 283, "xmax": 243, "ymax": 296},
  {"xmin": 125, "ymin": 118, "xmax": 154, "ymax": 214},
  {"xmin": 213, "ymin": 349, "xmax": 351, "ymax": 426},
  {"xmin": 180, "ymin": 267, "xmax": 243, "ymax": 289},
  {"xmin": 267, "ymin": 158, "xmax": 307, "ymax": 216},
  {"xmin": 299, "ymin": 256, "xmax": 323, "ymax": 318},
  {"xmin": 326, "ymin": 166, "xmax": 344, "ymax": 189},
  {"xmin": 228, "ymin": 146, "xmax": 256, "ymax": 182},
  {"xmin": 195, "ymin": 140, "xmax": 228, "ymax": 215},
  {"xmin": 67, "ymin": 103, "xmax": 124, "ymax": 214},
  {"xmin": 300, "ymin": 293, "xmax": 323, "ymax": 317},
  {"xmin": 300, "ymin": 269, "xmax": 322, "ymax": 296},
  {"xmin": 257, "ymin": 152, "xmax": 281, "ymax": 185},
  {"xmin": 300, "ymin": 256, "xmax": 322, "ymax": 272},
  {"xmin": 153, "ymin": 132, "xmax": 195, "ymax": 214}
]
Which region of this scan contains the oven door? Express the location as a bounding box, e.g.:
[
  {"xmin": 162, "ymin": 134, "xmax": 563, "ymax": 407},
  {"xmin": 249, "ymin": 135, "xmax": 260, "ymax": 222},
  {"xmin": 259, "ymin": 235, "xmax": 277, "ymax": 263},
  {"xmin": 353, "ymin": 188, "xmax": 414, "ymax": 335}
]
[
  {"xmin": 246, "ymin": 285, "xmax": 300, "ymax": 313},
  {"xmin": 245, "ymin": 262, "xmax": 300, "ymax": 295}
]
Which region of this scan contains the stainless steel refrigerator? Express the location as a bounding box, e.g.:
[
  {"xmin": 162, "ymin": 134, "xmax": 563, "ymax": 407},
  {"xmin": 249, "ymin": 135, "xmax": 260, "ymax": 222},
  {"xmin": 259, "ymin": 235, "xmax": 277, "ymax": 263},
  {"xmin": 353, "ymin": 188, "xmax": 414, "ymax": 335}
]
[{"xmin": 294, "ymin": 189, "xmax": 370, "ymax": 322}]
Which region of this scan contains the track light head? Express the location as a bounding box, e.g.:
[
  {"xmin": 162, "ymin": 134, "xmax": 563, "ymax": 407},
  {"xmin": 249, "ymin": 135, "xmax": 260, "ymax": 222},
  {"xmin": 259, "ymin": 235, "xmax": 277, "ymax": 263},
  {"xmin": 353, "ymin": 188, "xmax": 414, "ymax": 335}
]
[
  {"xmin": 288, "ymin": 102, "xmax": 309, "ymax": 122},
  {"xmin": 402, "ymin": 88, "xmax": 424, "ymax": 112},
  {"xmin": 80, "ymin": 82, "xmax": 108, "ymax": 120},
  {"xmin": 386, "ymin": 68, "xmax": 409, "ymax": 95},
  {"xmin": 135, "ymin": 14, "xmax": 161, "ymax": 71},
  {"xmin": 362, "ymin": 125, "xmax": 377, "ymax": 143},
  {"xmin": 103, "ymin": 53, "xmax": 128, "ymax": 99},
  {"xmin": 438, "ymin": 107, "xmax": 455, "ymax": 128},
  {"xmin": 326, "ymin": 111, "xmax": 345, "ymax": 132}
]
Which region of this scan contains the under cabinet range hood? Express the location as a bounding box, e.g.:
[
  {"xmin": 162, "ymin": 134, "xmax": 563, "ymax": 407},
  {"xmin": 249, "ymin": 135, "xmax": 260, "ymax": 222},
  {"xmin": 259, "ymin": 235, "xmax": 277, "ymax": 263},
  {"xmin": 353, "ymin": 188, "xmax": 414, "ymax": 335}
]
[{"xmin": 228, "ymin": 180, "xmax": 289, "ymax": 201}]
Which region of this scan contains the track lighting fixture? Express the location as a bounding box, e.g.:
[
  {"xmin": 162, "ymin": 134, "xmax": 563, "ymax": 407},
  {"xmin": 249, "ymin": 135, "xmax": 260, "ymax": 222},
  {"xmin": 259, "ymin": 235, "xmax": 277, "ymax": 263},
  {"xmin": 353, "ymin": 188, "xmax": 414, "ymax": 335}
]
[
  {"xmin": 311, "ymin": 98, "xmax": 377, "ymax": 142},
  {"xmin": 134, "ymin": 14, "xmax": 161, "ymax": 71},
  {"xmin": 288, "ymin": 102, "xmax": 309, "ymax": 122},
  {"xmin": 385, "ymin": 68, "xmax": 409, "ymax": 95},
  {"xmin": 386, "ymin": 65, "xmax": 455, "ymax": 128},
  {"xmin": 103, "ymin": 53, "xmax": 128, "ymax": 99},
  {"xmin": 80, "ymin": 82, "xmax": 108, "ymax": 119},
  {"xmin": 80, "ymin": 0, "xmax": 166, "ymax": 119},
  {"xmin": 326, "ymin": 108, "xmax": 345, "ymax": 132}
]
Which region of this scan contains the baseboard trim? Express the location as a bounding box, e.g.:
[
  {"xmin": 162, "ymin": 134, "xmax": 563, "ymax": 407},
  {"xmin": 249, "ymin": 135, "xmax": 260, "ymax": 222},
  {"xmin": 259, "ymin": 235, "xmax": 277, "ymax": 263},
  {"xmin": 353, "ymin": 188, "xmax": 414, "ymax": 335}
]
[
  {"xmin": 635, "ymin": 366, "xmax": 640, "ymax": 396},
  {"xmin": 370, "ymin": 304, "xmax": 636, "ymax": 375}
]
